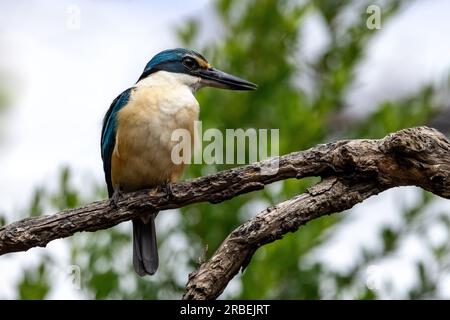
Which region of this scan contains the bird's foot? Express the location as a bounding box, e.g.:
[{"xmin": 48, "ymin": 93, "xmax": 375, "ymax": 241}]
[
  {"xmin": 111, "ymin": 187, "xmax": 123, "ymax": 208},
  {"xmin": 161, "ymin": 181, "xmax": 174, "ymax": 201}
]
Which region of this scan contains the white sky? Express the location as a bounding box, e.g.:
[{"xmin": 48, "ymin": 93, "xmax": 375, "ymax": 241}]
[{"xmin": 1, "ymin": 0, "xmax": 450, "ymax": 299}]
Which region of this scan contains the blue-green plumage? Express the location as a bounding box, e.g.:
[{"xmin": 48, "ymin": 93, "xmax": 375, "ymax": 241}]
[
  {"xmin": 101, "ymin": 87, "xmax": 161, "ymax": 276},
  {"xmin": 101, "ymin": 88, "xmax": 132, "ymax": 197},
  {"xmin": 137, "ymin": 48, "xmax": 207, "ymax": 82}
]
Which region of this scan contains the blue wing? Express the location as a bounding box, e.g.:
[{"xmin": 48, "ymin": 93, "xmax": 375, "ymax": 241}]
[{"xmin": 101, "ymin": 88, "xmax": 132, "ymax": 197}]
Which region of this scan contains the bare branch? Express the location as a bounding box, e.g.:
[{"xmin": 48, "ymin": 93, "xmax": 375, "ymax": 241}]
[
  {"xmin": 1, "ymin": 126, "xmax": 450, "ymax": 298},
  {"xmin": 183, "ymin": 126, "xmax": 450, "ymax": 299},
  {"xmin": 183, "ymin": 177, "xmax": 384, "ymax": 299}
]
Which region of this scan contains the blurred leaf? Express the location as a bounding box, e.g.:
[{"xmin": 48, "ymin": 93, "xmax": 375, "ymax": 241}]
[
  {"xmin": 18, "ymin": 263, "xmax": 50, "ymax": 300},
  {"xmin": 381, "ymin": 227, "xmax": 397, "ymax": 253}
]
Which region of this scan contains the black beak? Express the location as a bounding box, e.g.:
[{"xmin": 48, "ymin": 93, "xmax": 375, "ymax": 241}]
[{"xmin": 197, "ymin": 68, "xmax": 257, "ymax": 91}]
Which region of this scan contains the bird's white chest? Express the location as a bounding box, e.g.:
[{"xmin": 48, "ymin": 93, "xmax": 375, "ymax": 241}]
[
  {"xmin": 127, "ymin": 84, "xmax": 200, "ymax": 139},
  {"xmin": 112, "ymin": 78, "xmax": 199, "ymax": 190}
]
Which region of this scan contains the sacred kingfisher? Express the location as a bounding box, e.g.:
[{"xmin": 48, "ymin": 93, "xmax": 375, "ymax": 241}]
[{"xmin": 101, "ymin": 48, "xmax": 257, "ymax": 276}]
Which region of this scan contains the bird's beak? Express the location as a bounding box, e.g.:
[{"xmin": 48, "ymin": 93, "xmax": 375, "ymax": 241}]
[{"xmin": 198, "ymin": 68, "xmax": 257, "ymax": 91}]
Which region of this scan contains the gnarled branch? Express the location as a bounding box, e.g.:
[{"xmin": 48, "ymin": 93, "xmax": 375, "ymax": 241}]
[
  {"xmin": 183, "ymin": 176, "xmax": 383, "ymax": 299},
  {"xmin": 1, "ymin": 126, "xmax": 450, "ymax": 299},
  {"xmin": 183, "ymin": 126, "xmax": 450, "ymax": 299}
]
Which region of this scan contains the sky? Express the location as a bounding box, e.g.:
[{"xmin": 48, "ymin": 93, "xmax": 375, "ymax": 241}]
[
  {"xmin": 0, "ymin": 0, "xmax": 208, "ymax": 217},
  {"xmin": 1, "ymin": 0, "xmax": 450, "ymax": 299}
]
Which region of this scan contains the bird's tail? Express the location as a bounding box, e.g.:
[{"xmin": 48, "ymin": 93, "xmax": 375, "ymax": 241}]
[{"xmin": 132, "ymin": 214, "xmax": 159, "ymax": 276}]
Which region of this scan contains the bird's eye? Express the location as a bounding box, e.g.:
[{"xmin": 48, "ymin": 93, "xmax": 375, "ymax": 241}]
[{"xmin": 182, "ymin": 57, "xmax": 199, "ymax": 70}]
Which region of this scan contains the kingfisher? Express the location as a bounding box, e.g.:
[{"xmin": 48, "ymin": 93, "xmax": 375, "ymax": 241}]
[{"xmin": 101, "ymin": 48, "xmax": 257, "ymax": 276}]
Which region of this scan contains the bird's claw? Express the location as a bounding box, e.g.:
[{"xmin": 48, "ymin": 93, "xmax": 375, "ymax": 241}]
[
  {"xmin": 111, "ymin": 188, "xmax": 123, "ymax": 208},
  {"xmin": 162, "ymin": 181, "xmax": 174, "ymax": 201}
]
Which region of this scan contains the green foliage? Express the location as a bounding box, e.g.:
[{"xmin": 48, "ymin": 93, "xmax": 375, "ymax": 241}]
[
  {"xmin": 18, "ymin": 261, "xmax": 50, "ymax": 300},
  {"xmin": 173, "ymin": 0, "xmax": 436, "ymax": 299},
  {"xmin": 320, "ymin": 190, "xmax": 450, "ymax": 299},
  {"xmin": 7, "ymin": 0, "xmax": 450, "ymax": 299},
  {"xmin": 354, "ymin": 86, "xmax": 436, "ymax": 138}
]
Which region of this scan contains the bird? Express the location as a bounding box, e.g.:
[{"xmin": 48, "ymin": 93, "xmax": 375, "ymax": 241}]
[{"xmin": 100, "ymin": 48, "xmax": 257, "ymax": 276}]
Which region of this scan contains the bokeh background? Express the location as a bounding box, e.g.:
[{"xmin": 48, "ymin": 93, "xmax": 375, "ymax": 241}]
[{"xmin": 1, "ymin": 0, "xmax": 450, "ymax": 299}]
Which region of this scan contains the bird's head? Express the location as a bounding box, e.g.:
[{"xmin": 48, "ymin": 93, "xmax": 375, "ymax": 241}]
[{"xmin": 137, "ymin": 48, "xmax": 257, "ymax": 91}]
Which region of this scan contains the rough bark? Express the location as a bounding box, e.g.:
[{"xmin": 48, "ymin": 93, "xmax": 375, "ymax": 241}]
[
  {"xmin": 1, "ymin": 127, "xmax": 450, "ymax": 298},
  {"xmin": 183, "ymin": 177, "xmax": 384, "ymax": 299},
  {"xmin": 183, "ymin": 126, "xmax": 450, "ymax": 299}
]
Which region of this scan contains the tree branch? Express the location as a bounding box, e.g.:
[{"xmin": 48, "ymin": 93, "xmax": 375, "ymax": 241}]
[
  {"xmin": 182, "ymin": 126, "xmax": 450, "ymax": 299},
  {"xmin": 1, "ymin": 126, "xmax": 450, "ymax": 297},
  {"xmin": 183, "ymin": 176, "xmax": 384, "ymax": 299}
]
